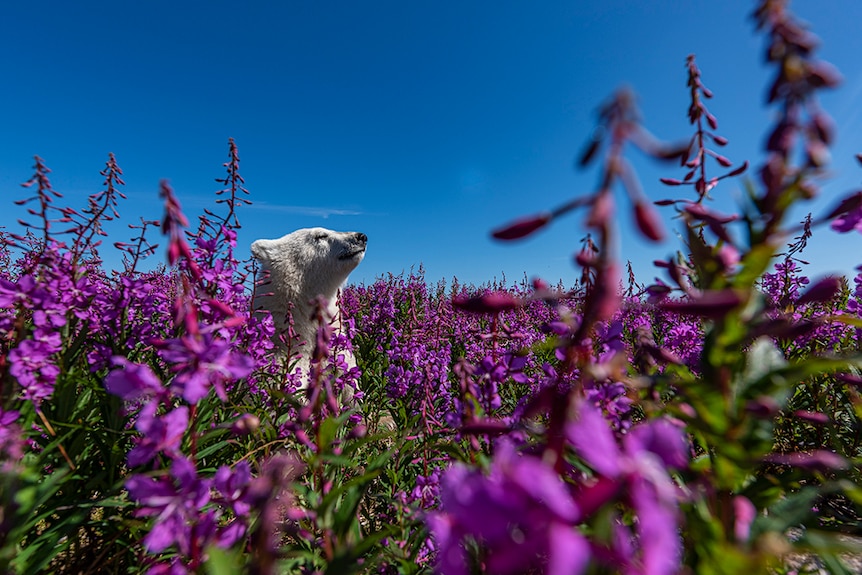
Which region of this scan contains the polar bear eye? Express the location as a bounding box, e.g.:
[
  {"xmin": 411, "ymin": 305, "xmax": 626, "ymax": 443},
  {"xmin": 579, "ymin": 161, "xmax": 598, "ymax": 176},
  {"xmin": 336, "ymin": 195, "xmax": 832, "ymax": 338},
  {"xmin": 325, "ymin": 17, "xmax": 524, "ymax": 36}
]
[{"xmin": 313, "ymin": 233, "xmax": 328, "ymax": 241}]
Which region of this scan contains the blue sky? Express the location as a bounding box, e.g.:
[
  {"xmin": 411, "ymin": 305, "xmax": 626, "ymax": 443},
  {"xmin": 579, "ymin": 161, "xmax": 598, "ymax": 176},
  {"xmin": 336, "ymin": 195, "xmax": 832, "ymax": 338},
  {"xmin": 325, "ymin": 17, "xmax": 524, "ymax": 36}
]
[{"xmin": 3, "ymin": 1, "xmax": 862, "ymax": 288}]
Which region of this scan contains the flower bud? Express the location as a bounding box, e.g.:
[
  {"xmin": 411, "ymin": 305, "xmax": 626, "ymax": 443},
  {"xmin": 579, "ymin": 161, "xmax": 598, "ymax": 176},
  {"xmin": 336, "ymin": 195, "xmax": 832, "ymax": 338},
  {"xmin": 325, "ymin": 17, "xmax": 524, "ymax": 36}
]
[
  {"xmin": 659, "ymin": 289, "xmax": 743, "ymax": 318},
  {"xmin": 726, "ymin": 161, "xmax": 749, "ymax": 177},
  {"xmin": 714, "ymin": 154, "xmax": 733, "ymax": 167},
  {"xmin": 586, "ymin": 191, "xmax": 613, "ymax": 230},
  {"xmin": 794, "ymin": 410, "xmax": 830, "ymax": 424},
  {"xmin": 531, "ymin": 277, "xmax": 549, "ymax": 291},
  {"xmin": 706, "ymin": 113, "xmax": 718, "ymax": 130},
  {"xmin": 491, "ymin": 213, "xmax": 551, "ymax": 241},
  {"xmin": 796, "ymin": 276, "xmax": 841, "ymax": 305},
  {"xmin": 453, "ymin": 291, "xmax": 522, "ymax": 314},
  {"xmin": 634, "ymin": 201, "xmax": 664, "ymax": 242},
  {"xmin": 231, "ymin": 413, "xmax": 261, "ymax": 435}
]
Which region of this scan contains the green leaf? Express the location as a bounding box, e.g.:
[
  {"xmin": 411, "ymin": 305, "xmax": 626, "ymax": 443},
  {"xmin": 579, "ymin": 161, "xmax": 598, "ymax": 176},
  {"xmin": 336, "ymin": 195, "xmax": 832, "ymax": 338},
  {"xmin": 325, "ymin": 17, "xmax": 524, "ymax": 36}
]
[{"xmin": 205, "ymin": 545, "xmax": 245, "ymax": 575}]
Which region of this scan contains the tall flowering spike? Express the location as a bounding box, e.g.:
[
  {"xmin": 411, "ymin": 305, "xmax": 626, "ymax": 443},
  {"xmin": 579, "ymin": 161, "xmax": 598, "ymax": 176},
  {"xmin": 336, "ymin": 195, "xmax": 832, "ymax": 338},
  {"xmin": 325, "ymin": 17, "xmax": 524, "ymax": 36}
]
[
  {"xmin": 213, "ymin": 137, "xmax": 251, "ymax": 231},
  {"xmin": 752, "ymin": 0, "xmax": 840, "ymax": 220},
  {"xmin": 69, "ymin": 153, "xmax": 128, "ymax": 266},
  {"xmin": 18, "ymin": 156, "xmax": 63, "ymax": 246},
  {"xmin": 159, "ymin": 181, "xmax": 201, "ymax": 280},
  {"xmin": 661, "ymin": 55, "xmax": 746, "ymax": 203},
  {"xmin": 115, "ymin": 217, "xmax": 160, "ymax": 273}
]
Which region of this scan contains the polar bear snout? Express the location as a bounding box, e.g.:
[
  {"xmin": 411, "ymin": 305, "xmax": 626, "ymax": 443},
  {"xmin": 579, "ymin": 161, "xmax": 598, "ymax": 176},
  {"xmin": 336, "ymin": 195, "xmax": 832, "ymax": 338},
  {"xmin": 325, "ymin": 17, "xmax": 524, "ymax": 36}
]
[{"xmin": 338, "ymin": 232, "xmax": 368, "ymax": 261}]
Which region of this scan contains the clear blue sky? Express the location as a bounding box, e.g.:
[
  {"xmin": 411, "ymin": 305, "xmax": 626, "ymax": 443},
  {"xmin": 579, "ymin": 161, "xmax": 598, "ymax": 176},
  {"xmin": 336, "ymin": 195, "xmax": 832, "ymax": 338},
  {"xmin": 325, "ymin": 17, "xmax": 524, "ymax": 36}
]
[{"xmin": 3, "ymin": 1, "xmax": 862, "ymax": 288}]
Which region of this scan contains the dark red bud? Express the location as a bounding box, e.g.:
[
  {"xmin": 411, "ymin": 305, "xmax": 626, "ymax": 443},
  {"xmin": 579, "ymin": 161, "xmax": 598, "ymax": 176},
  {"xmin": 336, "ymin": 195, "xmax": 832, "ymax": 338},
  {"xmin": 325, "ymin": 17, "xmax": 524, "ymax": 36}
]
[
  {"xmin": 575, "ymin": 250, "xmax": 598, "ymax": 268},
  {"xmin": 811, "ymin": 113, "xmax": 834, "ymax": 145},
  {"xmin": 453, "ymin": 291, "xmax": 522, "ymax": 314},
  {"xmin": 837, "ymin": 373, "xmax": 862, "ymax": 387},
  {"xmin": 577, "ymin": 138, "xmax": 602, "ymax": 167},
  {"xmin": 806, "ymin": 140, "xmax": 830, "ymax": 168},
  {"xmin": 764, "ymin": 450, "xmax": 847, "ymax": 471},
  {"xmin": 714, "ymin": 155, "xmax": 733, "ymax": 167},
  {"xmin": 684, "ymin": 202, "xmax": 738, "ymax": 224},
  {"xmin": 794, "ymin": 410, "xmax": 830, "ymax": 424},
  {"xmin": 646, "ymin": 283, "xmax": 671, "ymax": 304},
  {"xmin": 824, "ymin": 191, "xmax": 862, "ymax": 220},
  {"xmin": 491, "ymin": 213, "xmax": 551, "ymax": 241},
  {"xmin": 727, "ymin": 161, "xmax": 749, "ymax": 177},
  {"xmin": 856, "ymin": 153, "xmax": 862, "ymax": 166},
  {"xmin": 231, "ymin": 413, "xmax": 260, "ymax": 435},
  {"xmin": 531, "ymin": 277, "xmax": 549, "ymax": 291},
  {"xmin": 746, "ymin": 396, "xmax": 781, "ymax": 418},
  {"xmin": 796, "ymin": 276, "xmax": 841, "ymax": 305},
  {"xmin": 706, "ymin": 113, "xmax": 718, "ymax": 130},
  {"xmin": 806, "ymin": 62, "xmax": 842, "ymax": 89},
  {"xmin": 712, "ymin": 135, "xmax": 729, "ymax": 146},
  {"xmin": 586, "ymin": 192, "xmax": 613, "ymax": 229},
  {"xmin": 660, "ymin": 178, "xmax": 684, "ymax": 186},
  {"xmin": 767, "ymin": 121, "xmax": 794, "ymax": 155},
  {"xmin": 634, "ymin": 201, "xmax": 665, "ymax": 242},
  {"xmin": 207, "ymin": 298, "xmax": 237, "ymax": 318},
  {"xmin": 653, "ymin": 143, "xmax": 691, "ymax": 162},
  {"xmin": 460, "ymin": 419, "xmax": 510, "ymax": 436},
  {"xmin": 659, "ymin": 289, "xmax": 744, "ymax": 318}
]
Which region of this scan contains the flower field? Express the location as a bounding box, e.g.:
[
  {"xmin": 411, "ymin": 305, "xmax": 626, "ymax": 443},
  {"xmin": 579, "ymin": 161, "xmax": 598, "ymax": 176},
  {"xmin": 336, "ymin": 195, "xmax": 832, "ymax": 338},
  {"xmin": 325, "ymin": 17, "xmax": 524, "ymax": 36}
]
[{"xmin": 5, "ymin": 2, "xmax": 862, "ymax": 574}]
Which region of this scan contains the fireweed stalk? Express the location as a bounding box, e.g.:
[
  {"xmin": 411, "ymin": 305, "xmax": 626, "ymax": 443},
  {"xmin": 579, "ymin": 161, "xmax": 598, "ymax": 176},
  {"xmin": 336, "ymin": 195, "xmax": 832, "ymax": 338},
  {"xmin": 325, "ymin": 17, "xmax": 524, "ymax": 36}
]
[{"xmin": 435, "ymin": 85, "xmax": 693, "ymax": 573}]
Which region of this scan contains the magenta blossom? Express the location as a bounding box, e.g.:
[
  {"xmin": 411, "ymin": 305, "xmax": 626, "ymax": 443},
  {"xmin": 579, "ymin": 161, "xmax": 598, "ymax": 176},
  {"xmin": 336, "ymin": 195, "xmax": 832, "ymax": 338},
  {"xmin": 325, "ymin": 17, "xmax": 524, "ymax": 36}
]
[
  {"xmin": 567, "ymin": 403, "xmax": 689, "ymax": 575},
  {"xmin": 155, "ymin": 332, "xmax": 255, "ymax": 403},
  {"xmin": 104, "ymin": 357, "xmax": 167, "ymax": 401},
  {"xmin": 127, "ymin": 403, "xmax": 189, "ymax": 467},
  {"xmin": 428, "ymin": 441, "xmax": 589, "ymax": 575}
]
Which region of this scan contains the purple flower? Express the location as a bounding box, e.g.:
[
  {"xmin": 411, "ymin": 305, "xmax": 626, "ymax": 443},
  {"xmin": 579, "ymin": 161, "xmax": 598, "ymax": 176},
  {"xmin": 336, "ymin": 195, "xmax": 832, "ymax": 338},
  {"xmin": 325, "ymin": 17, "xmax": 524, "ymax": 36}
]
[
  {"xmin": 0, "ymin": 408, "xmax": 25, "ymax": 465},
  {"xmin": 8, "ymin": 334, "xmax": 62, "ymax": 403},
  {"xmin": 104, "ymin": 358, "xmax": 166, "ymax": 401},
  {"xmin": 428, "ymin": 442, "xmax": 589, "ymax": 575},
  {"xmin": 126, "ymin": 456, "xmax": 213, "ymax": 555},
  {"xmin": 213, "ymin": 460, "xmax": 254, "ymax": 517},
  {"xmin": 567, "ymin": 403, "xmax": 688, "ymax": 575},
  {"xmin": 156, "ymin": 332, "xmax": 255, "ymax": 403},
  {"xmin": 127, "ymin": 403, "xmax": 189, "ymax": 467},
  {"xmin": 831, "ymin": 201, "xmax": 862, "ymax": 233}
]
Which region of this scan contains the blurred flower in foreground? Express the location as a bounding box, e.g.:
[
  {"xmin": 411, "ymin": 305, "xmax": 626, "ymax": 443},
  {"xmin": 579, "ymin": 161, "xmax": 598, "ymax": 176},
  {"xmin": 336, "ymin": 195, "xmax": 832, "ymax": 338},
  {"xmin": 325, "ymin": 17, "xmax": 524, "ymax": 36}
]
[
  {"xmin": 428, "ymin": 441, "xmax": 588, "ymax": 575},
  {"xmin": 567, "ymin": 403, "xmax": 689, "ymax": 575}
]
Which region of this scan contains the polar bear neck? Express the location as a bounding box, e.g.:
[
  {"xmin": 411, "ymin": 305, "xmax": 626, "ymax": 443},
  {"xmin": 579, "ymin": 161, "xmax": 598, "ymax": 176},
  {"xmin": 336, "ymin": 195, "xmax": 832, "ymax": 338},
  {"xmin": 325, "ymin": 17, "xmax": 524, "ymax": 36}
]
[{"xmin": 256, "ymin": 260, "xmax": 346, "ymax": 351}]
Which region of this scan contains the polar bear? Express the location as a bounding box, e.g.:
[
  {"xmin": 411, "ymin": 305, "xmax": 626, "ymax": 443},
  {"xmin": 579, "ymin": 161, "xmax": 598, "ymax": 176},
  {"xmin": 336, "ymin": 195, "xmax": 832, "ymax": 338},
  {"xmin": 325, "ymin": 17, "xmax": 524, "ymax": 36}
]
[{"xmin": 250, "ymin": 227, "xmax": 367, "ymax": 377}]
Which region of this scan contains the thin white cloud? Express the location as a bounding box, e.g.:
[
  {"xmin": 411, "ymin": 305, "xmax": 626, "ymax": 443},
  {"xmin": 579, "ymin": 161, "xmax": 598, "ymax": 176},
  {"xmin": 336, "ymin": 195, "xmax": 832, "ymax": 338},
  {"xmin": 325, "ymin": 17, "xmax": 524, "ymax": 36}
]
[{"xmin": 245, "ymin": 201, "xmax": 363, "ymax": 219}]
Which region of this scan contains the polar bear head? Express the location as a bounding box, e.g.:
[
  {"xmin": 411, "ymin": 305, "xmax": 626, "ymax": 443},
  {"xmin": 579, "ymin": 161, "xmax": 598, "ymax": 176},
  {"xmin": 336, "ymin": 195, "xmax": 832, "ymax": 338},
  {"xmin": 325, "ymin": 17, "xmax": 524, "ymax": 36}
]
[
  {"xmin": 251, "ymin": 228, "xmax": 367, "ymax": 347},
  {"xmin": 251, "ymin": 227, "xmax": 367, "ymax": 304}
]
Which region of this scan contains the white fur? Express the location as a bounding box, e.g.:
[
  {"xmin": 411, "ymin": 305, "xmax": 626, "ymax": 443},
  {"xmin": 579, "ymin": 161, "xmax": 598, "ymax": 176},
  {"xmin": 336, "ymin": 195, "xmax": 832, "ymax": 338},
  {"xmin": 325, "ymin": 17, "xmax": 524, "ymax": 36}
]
[{"xmin": 251, "ymin": 227, "xmax": 367, "ymax": 372}]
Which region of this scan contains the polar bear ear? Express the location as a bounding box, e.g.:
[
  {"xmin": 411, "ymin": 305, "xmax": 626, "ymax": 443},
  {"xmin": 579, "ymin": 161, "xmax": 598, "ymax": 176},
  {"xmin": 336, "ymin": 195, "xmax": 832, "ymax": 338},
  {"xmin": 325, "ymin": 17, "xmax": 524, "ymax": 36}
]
[{"xmin": 250, "ymin": 239, "xmax": 273, "ymax": 262}]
